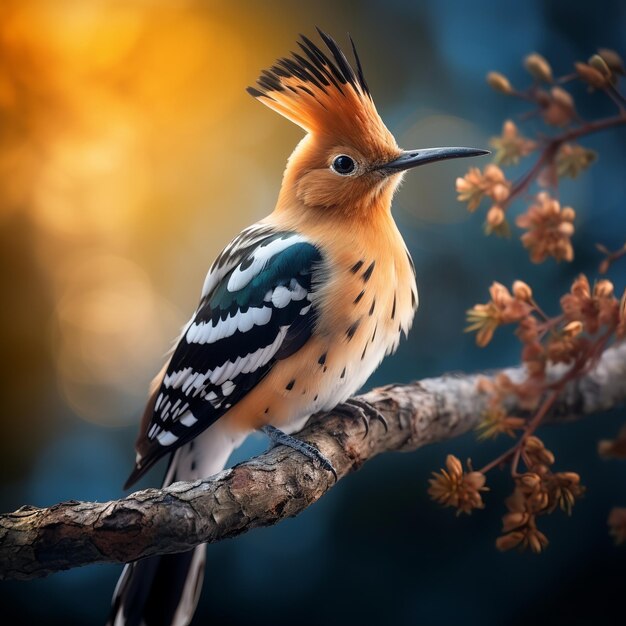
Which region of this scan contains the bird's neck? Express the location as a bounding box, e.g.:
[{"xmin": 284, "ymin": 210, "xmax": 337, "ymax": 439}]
[
  {"xmin": 269, "ymin": 181, "xmax": 406, "ymax": 277},
  {"xmin": 273, "ymin": 170, "xmax": 399, "ymax": 230}
]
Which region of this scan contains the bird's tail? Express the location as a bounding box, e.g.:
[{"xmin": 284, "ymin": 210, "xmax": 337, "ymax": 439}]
[{"xmin": 107, "ymin": 424, "xmax": 238, "ymax": 626}]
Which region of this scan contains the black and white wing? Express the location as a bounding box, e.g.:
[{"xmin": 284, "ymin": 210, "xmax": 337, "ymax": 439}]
[{"xmin": 125, "ymin": 227, "xmax": 322, "ymax": 487}]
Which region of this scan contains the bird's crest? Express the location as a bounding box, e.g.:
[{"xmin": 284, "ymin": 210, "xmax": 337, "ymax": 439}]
[{"xmin": 248, "ymin": 29, "xmax": 393, "ymax": 148}]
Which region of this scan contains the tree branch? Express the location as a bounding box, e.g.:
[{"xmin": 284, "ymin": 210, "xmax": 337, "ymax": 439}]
[{"xmin": 2, "ymin": 342, "xmax": 625, "ymax": 581}]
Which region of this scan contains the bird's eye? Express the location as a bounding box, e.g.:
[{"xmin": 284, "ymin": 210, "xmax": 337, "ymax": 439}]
[{"xmin": 331, "ymin": 155, "xmax": 356, "ymax": 176}]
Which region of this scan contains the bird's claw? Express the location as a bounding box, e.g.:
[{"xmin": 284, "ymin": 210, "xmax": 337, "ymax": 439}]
[
  {"xmin": 261, "ymin": 424, "xmax": 337, "ymax": 482},
  {"xmin": 333, "ymin": 398, "xmax": 388, "ymax": 439}
]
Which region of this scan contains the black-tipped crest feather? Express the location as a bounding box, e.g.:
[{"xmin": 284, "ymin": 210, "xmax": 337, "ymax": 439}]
[
  {"xmin": 317, "ymin": 27, "xmax": 358, "ymax": 90},
  {"xmin": 248, "ymin": 29, "xmax": 371, "ymax": 101},
  {"xmin": 349, "ymin": 34, "xmax": 371, "ymax": 99}
]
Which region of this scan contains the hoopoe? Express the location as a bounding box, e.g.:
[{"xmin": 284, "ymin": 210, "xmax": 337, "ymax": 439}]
[{"xmin": 109, "ymin": 29, "xmax": 487, "ymax": 626}]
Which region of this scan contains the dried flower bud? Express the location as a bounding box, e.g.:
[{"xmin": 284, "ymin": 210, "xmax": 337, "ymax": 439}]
[
  {"xmin": 487, "ymin": 205, "xmax": 505, "ymax": 227},
  {"xmin": 556, "ymin": 144, "xmax": 596, "ymax": 179},
  {"xmin": 464, "ymin": 471, "xmax": 487, "ymax": 490},
  {"xmin": 563, "ymin": 320, "xmax": 583, "ymax": 336},
  {"xmin": 512, "ymin": 280, "xmax": 533, "ymax": 302},
  {"xmin": 428, "ymin": 455, "xmax": 488, "ymax": 515},
  {"xmin": 516, "ymin": 193, "xmax": 575, "ymax": 263},
  {"xmin": 558, "ymin": 472, "xmax": 581, "ymax": 485},
  {"xmin": 547, "ymin": 327, "xmax": 580, "ymax": 364},
  {"xmin": 446, "ymin": 454, "xmax": 463, "ymax": 479},
  {"xmin": 466, "ymin": 282, "xmax": 532, "ymax": 346},
  {"xmin": 524, "ymin": 437, "xmax": 556, "ymax": 467},
  {"xmin": 518, "ymin": 472, "xmax": 541, "ymax": 491},
  {"xmin": 487, "ymin": 71, "xmax": 513, "ymax": 94},
  {"xmin": 598, "ymin": 48, "xmax": 625, "ymax": 75},
  {"xmin": 588, "ymin": 54, "xmax": 612, "ymax": 78},
  {"xmin": 476, "ymin": 406, "xmax": 525, "ymax": 440},
  {"xmin": 483, "ymin": 163, "xmax": 507, "ymax": 183},
  {"xmin": 524, "ymin": 437, "xmax": 554, "ymax": 466},
  {"xmin": 608, "ymin": 507, "xmax": 626, "ymax": 545},
  {"xmin": 491, "ymin": 184, "xmax": 510, "ymax": 203},
  {"xmin": 541, "ymin": 87, "xmax": 576, "ymax": 127},
  {"xmin": 598, "ymin": 425, "xmax": 626, "ymax": 459},
  {"xmin": 524, "ymin": 53, "xmax": 553, "ymax": 82},
  {"xmin": 575, "ymin": 62, "xmax": 607, "ymax": 88},
  {"xmin": 489, "ymin": 282, "xmax": 510, "ymax": 304},
  {"xmin": 571, "ymin": 274, "xmax": 591, "ymax": 299},
  {"xmin": 594, "ymin": 279, "xmax": 614, "ymax": 298},
  {"xmin": 502, "ymin": 512, "xmax": 530, "ymax": 533},
  {"xmin": 549, "ymin": 472, "xmax": 584, "ymax": 514},
  {"xmin": 527, "ymin": 527, "xmax": 549, "ymax": 553},
  {"xmin": 496, "ymin": 531, "xmax": 525, "ymax": 551},
  {"xmin": 456, "ymin": 165, "xmax": 510, "ymax": 213},
  {"xmin": 532, "ymin": 463, "xmax": 551, "ymax": 476},
  {"xmin": 490, "ymin": 120, "xmax": 537, "ymax": 166},
  {"xmin": 550, "ymin": 86, "xmax": 574, "ymax": 108},
  {"xmin": 560, "ymin": 273, "xmax": 619, "ymax": 335},
  {"xmin": 525, "ymin": 436, "xmax": 544, "ymax": 452},
  {"xmin": 497, "ymin": 516, "xmax": 549, "ymax": 553}
]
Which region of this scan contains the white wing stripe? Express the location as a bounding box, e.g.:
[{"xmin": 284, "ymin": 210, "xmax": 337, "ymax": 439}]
[
  {"xmin": 226, "ymin": 234, "xmax": 306, "ymax": 293},
  {"xmin": 221, "ymin": 381, "xmax": 235, "ymax": 396},
  {"xmin": 165, "ymin": 328, "xmax": 291, "ymax": 403},
  {"xmin": 164, "ymin": 367, "xmax": 193, "ymax": 389},
  {"xmin": 271, "ymin": 286, "xmax": 291, "ymax": 308},
  {"xmin": 157, "ymin": 430, "xmax": 178, "ymax": 445},
  {"xmin": 213, "ymin": 327, "xmax": 289, "ymax": 386},
  {"xmin": 201, "ymin": 224, "xmax": 274, "ymax": 298},
  {"xmin": 186, "ymin": 306, "xmax": 272, "ymax": 345},
  {"xmin": 209, "ymin": 362, "xmax": 228, "ymax": 385},
  {"xmin": 179, "ymin": 413, "xmax": 198, "ymax": 427},
  {"xmin": 251, "ymin": 306, "xmax": 272, "ymax": 326}
]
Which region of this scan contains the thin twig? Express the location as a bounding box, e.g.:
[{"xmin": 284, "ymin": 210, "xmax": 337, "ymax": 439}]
[
  {"xmin": 503, "ymin": 111, "xmax": 626, "ymax": 210},
  {"xmin": 597, "ymin": 242, "xmax": 626, "ymax": 274}
]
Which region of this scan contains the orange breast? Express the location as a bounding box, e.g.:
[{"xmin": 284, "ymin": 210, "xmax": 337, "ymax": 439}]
[{"xmin": 222, "ymin": 207, "xmax": 418, "ymax": 434}]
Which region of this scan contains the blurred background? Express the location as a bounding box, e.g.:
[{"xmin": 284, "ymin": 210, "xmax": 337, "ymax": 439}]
[{"xmin": 1, "ymin": 0, "xmax": 625, "ymax": 624}]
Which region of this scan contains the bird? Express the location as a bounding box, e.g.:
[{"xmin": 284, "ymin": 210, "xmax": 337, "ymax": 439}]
[{"xmin": 108, "ymin": 28, "xmax": 487, "ymax": 626}]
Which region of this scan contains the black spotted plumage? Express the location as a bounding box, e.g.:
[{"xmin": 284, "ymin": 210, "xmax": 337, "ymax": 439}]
[
  {"xmin": 362, "ymin": 260, "xmax": 375, "ymax": 282},
  {"xmin": 125, "ymin": 229, "xmax": 322, "ymax": 487}
]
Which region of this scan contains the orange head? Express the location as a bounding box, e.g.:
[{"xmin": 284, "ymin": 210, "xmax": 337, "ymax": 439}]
[{"xmin": 248, "ymin": 29, "xmax": 487, "ymax": 215}]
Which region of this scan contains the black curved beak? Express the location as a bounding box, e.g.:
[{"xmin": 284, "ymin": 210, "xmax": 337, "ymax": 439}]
[{"xmin": 379, "ymin": 147, "xmax": 489, "ymax": 174}]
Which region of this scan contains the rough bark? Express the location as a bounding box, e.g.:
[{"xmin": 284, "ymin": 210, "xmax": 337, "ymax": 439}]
[{"xmin": 1, "ymin": 342, "xmax": 625, "ymax": 581}]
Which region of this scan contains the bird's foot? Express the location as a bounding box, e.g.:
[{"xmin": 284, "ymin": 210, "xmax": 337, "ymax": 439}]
[
  {"xmin": 261, "ymin": 424, "xmax": 337, "ymax": 481},
  {"xmin": 333, "ymin": 398, "xmax": 389, "ymax": 439}
]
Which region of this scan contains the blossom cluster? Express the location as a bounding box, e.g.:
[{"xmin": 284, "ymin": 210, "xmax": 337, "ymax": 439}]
[
  {"xmin": 434, "ymin": 46, "xmax": 626, "ymax": 553},
  {"xmin": 456, "ymin": 48, "xmax": 625, "ymax": 267},
  {"xmin": 430, "ymin": 275, "xmax": 625, "ymax": 551},
  {"xmin": 427, "ymin": 455, "xmax": 488, "ymax": 515},
  {"xmin": 497, "ymin": 440, "xmax": 584, "ymax": 553}
]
